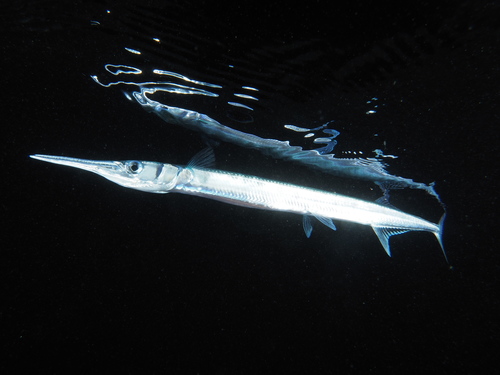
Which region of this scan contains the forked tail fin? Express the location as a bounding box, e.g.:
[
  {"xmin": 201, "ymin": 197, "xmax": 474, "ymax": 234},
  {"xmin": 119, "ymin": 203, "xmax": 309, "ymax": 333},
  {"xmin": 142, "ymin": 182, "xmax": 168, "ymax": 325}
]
[
  {"xmin": 434, "ymin": 213, "xmax": 448, "ymax": 263},
  {"xmin": 373, "ymin": 212, "xmax": 448, "ymax": 263}
]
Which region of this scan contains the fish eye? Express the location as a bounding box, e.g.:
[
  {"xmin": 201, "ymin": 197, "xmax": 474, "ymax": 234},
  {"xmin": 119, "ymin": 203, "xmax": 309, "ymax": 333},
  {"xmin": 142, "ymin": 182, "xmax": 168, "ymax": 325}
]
[{"xmin": 125, "ymin": 160, "xmax": 143, "ymax": 174}]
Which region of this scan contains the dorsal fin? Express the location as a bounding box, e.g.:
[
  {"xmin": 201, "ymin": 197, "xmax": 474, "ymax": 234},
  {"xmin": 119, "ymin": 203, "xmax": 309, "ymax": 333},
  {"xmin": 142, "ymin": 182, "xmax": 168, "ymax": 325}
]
[{"xmin": 187, "ymin": 147, "xmax": 216, "ymax": 169}]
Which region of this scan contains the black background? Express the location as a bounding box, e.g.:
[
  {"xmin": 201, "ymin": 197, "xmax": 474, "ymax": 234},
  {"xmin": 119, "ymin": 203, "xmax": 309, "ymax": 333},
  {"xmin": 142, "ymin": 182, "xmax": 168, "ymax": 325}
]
[{"xmin": 2, "ymin": 1, "xmax": 499, "ymax": 373}]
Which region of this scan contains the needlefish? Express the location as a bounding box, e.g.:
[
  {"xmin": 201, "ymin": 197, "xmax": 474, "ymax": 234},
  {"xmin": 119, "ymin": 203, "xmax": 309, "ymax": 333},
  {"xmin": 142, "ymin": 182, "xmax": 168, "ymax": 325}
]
[{"xmin": 30, "ymin": 149, "xmax": 447, "ymax": 261}]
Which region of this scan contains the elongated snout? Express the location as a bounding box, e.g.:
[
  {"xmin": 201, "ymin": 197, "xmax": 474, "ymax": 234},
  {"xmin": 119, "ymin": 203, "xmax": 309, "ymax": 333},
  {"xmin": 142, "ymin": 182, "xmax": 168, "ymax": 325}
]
[{"xmin": 30, "ymin": 154, "xmax": 121, "ymax": 173}]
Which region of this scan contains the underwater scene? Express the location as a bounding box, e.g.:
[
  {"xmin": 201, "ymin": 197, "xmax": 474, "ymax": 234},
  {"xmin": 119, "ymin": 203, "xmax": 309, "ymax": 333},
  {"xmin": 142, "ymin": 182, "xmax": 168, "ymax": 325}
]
[{"xmin": 2, "ymin": 0, "xmax": 499, "ymax": 373}]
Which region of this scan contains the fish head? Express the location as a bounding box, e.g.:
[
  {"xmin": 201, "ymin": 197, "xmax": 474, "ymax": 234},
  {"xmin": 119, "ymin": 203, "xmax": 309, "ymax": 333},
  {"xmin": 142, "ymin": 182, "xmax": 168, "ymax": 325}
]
[{"xmin": 30, "ymin": 154, "xmax": 180, "ymax": 193}]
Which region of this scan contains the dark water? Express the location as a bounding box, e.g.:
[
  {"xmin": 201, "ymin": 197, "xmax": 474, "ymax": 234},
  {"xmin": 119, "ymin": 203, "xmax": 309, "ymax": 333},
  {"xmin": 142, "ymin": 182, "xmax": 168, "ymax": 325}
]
[{"xmin": 2, "ymin": 1, "xmax": 499, "ymax": 373}]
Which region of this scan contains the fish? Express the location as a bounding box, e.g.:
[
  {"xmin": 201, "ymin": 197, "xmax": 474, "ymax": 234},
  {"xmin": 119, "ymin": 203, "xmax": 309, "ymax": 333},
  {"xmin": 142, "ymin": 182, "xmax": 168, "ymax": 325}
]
[{"xmin": 30, "ymin": 149, "xmax": 447, "ymax": 261}]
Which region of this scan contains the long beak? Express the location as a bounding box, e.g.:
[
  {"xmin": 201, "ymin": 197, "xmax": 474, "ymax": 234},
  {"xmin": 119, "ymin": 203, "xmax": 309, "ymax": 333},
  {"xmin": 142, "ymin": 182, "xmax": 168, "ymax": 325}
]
[{"xmin": 30, "ymin": 154, "xmax": 121, "ymax": 174}]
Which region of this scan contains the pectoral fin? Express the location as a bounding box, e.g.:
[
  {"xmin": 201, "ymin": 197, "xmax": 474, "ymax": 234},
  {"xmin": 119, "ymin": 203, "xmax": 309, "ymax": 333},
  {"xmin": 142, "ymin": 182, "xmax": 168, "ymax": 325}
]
[{"xmin": 187, "ymin": 147, "xmax": 216, "ymax": 169}]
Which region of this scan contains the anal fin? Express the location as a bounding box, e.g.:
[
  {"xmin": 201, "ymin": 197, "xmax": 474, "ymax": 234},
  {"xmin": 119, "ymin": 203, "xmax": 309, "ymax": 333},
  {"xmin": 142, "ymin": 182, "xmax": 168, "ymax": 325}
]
[{"xmin": 372, "ymin": 226, "xmax": 409, "ymax": 256}]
